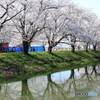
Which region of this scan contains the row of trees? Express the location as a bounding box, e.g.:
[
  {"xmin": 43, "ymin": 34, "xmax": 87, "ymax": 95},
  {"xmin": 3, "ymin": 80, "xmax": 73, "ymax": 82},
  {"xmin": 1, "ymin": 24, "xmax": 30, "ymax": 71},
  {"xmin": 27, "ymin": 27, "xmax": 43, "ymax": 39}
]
[{"xmin": 0, "ymin": 0, "xmax": 100, "ymax": 54}]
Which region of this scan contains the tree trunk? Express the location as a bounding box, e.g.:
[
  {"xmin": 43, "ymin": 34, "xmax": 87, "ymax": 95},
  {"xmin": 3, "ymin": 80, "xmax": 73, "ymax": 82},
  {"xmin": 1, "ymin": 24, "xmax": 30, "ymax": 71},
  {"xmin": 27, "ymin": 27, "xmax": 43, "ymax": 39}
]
[
  {"xmin": 85, "ymin": 45, "xmax": 88, "ymax": 52},
  {"xmin": 71, "ymin": 45, "xmax": 75, "ymax": 52},
  {"xmin": 48, "ymin": 46, "xmax": 52, "ymax": 54},
  {"xmin": 23, "ymin": 41, "xmax": 29, "ymax": 55},
  {"xmin": 47, "ymin": 74, "xmax": 52, "ymax": 82},
  {"xmin": 93, "ymin": 45, "xmax": 96, "ymax": 51}
]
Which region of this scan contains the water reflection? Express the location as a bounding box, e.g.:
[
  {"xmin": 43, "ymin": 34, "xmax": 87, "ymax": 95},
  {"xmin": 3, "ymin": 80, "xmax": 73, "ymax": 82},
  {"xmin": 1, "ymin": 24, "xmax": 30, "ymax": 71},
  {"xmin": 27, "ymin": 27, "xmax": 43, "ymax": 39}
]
[
  {"xmin": 21, "ymin": 79, "xmax": 33, "ymax": 100},
  {"xmin": 0, "ymin": 65, "xmax": 100, "ymax": 100}
]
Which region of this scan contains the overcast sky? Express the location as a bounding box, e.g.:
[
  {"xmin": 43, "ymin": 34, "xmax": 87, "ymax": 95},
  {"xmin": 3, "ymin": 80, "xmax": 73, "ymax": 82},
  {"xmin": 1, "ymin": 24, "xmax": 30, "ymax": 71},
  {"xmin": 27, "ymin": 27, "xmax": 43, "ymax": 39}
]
[{"xmin": 72, "ymin": 0, "xmax": 100, "ymax": 17}]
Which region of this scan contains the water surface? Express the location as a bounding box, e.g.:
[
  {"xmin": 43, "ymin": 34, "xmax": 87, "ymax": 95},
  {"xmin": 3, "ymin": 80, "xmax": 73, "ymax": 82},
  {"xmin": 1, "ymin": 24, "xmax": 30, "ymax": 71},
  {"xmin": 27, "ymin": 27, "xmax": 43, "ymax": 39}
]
[{"xmin": 0, "ymin": 65, "xmax": 100, "ymax": 100}]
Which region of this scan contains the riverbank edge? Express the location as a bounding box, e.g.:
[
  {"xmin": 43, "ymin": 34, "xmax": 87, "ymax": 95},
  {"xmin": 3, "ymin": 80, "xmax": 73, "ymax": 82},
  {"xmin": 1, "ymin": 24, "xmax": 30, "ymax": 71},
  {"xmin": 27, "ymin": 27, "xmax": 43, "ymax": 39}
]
[{"xmin": 0, "ymin": 50, "xmax": 100, "ymax": 84}]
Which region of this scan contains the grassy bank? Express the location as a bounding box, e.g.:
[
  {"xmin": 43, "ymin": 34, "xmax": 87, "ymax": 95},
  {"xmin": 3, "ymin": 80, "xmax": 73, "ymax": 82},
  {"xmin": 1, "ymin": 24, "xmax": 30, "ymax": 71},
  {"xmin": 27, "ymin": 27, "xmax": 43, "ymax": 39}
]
[{"xmin": 0, "ymin": 50, "xmax": 100, "ymax": 83}]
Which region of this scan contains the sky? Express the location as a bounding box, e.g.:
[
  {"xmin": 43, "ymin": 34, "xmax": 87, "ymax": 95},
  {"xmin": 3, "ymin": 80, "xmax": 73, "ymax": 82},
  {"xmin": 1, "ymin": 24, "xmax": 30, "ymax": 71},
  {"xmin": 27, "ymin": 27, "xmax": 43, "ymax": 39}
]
[{"xmin": 72, "ymin": 0, "xmax": 100, "ymax": 17}]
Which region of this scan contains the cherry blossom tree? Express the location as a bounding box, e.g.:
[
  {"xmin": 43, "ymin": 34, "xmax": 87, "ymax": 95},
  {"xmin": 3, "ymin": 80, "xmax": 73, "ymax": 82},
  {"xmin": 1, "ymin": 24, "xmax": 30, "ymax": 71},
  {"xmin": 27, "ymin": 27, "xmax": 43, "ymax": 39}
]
[
  {"xmin": 76, "ymin": 9, "xmax": 100, "ymax": 51},
  {"xmin": 90, "ymin": 19, "xmax": 100, "ymax": 50},
  {"xmin": 44, "ymin": 7, "xmax": 69, "ymax": 54},
  {"xmin": 59, "ymin": 4, "xmax": 86, "ymax": 52},
  {"xmin": 12, "ymin": 0, "xmax": 58, "ymax": 54}
]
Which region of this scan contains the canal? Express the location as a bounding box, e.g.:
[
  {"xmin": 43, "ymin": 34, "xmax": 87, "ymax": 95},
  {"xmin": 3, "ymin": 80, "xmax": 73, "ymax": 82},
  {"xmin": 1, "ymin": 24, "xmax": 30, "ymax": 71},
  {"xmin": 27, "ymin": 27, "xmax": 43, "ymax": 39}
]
[{"xmin": 0, "ymin": 65, "xmax": 100, "ymax": 100}]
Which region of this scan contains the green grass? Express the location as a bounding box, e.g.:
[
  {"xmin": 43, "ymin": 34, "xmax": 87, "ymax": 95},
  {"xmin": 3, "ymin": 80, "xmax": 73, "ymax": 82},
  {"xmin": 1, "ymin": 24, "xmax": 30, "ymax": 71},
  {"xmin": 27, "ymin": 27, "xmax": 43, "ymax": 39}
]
[
  {"xmin": 0, "ymin": 73, "xmax": 4, "ymax": 77},
  {"xmin": 0, "ymin": 50, "xmax": 100, "ymax": 67},
  {"xmin": 0, "ymin": 50, "xmax": 100, "ymax": 84}
]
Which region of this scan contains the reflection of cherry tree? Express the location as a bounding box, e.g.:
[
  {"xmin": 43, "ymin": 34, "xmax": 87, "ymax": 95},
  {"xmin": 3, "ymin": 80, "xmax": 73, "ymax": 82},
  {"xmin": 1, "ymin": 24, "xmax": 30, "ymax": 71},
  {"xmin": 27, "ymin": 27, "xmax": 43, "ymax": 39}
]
[
  {"xmin": 20, "ymin": 79, "xmax": 34, "ymax": 100},
  {"xmin": 42, "ymin": 74, "xmax": 66, "ymax": 100},
  {"xmin": 92, "ymin": 65, "xmax": 100, "ymax": 75},
  {"xmin": 27, "ymin": 76, "xmax": 48, "ymax": 100},
  {"xmin": 0, "ymin": 80, "xmax": 34, "ymax": 100},
  {"xmin": 0, "ymin": 85, "xmax": 1, "ymax": 91},
  {"xmin": 0, "ymin": 82, "xmax": 21, "ymax": 100},
  {"xmin": 0, "ymin": 65, "xmax": 100, "ymax": 100},
  {"xmin": 63, "ymin": 69, "xmax": 77, "ymax": 99},
  {"xmin": 26, "ymin": 74, "xmax": 68, "ymax": 100},
  {"xmin": 64, "ymin": 66, "xmax": 100, "ymax": 99}
]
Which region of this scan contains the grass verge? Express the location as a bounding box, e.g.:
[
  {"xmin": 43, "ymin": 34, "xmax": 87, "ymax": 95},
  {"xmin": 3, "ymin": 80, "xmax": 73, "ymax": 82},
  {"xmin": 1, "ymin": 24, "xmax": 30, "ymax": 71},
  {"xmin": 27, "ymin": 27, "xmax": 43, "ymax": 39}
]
[{"xmin": 0, "ymin": 50, "xmax": 100, "ymax": 84}]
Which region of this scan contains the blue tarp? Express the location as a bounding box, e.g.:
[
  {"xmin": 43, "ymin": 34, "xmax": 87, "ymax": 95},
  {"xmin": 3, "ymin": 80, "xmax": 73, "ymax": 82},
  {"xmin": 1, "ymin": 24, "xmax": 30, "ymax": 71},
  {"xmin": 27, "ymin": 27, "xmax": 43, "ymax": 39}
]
[
  {"xmin": 0, "ymin": 46, "xmax": 2, "ymax": 49},
  {"xmin": 2, "ymin": 47, "xmax": 8, "ymax": 51},
  {"xmin": 15, "ymin": 47, "xmax": 23, "ymax": 52},
  {"xmin": 7, "ymin": 47, "xmax": 15, "ymax": 52},
  {"xmin": 1, "ymin": 46, "xmax": 45, "ymax": 52},
  {"xmin": 28, "ymin": 46, "xmax": 45, "ymax": 52},
  {"xmin": 32, "ymin": 46, "xmax": 45, "ymax": 52},
  {"xmin": 28, "ymin": 47, "xmax": 35, "ymax": 52}
]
